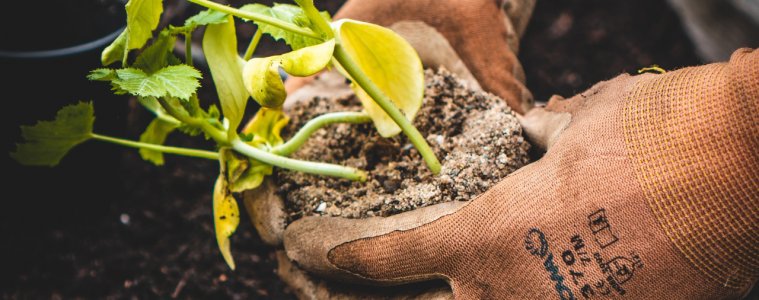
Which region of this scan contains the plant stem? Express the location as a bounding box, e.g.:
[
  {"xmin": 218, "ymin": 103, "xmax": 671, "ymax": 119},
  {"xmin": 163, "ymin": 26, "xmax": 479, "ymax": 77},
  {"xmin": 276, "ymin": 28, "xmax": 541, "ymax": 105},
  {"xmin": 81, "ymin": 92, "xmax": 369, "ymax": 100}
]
[
  {"xmin": 230, "ymin": 137, "xmax": 366, "ymax": 182},
  {"xmin": 184, "ymin": 32, "xmax": 193, "ymax": 67},
  {"xmin": 293, "ymin": 0, "xmax": 334, "ymax": 39},
  {"xmin": 272, "ymin": 111, "xmax": 371, "ymax": 157},
  {"xmin": 92, "ymin": 133, "xmax": 218, "ymax": 160},
  {"xmin": 157, "ymin": 97, "xmax": 228, "ymax": 144},
  {"xmin": 243, "ymin": 30, "xmax": 262, "ymax": 61},
  {"xmin": 332, "ymin": 44, "xmax": 441, "ymax": 174},
  {"xmin": 185, "ymin": 0, "xmax": 320, "ymax": 40}
]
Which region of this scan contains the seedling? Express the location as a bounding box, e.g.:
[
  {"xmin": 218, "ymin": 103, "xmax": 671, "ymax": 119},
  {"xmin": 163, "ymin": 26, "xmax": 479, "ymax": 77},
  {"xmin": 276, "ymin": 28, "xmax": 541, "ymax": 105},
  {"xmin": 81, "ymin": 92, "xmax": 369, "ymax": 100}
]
[{"xmin": 11, "ymin": 0, "xmax": 441, "ymax": 270}]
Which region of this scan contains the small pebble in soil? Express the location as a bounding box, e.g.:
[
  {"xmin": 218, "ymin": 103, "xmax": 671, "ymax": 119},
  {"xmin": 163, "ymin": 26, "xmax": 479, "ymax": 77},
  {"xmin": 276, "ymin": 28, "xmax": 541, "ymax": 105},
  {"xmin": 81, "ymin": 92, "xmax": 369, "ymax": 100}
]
[
  {"xmin": 277, "ymin": 68, "xmax": 531, "ymax": 223},
  {"xmin": 120, "ymin": 213, "xmax": 130, "ymax": 225}
]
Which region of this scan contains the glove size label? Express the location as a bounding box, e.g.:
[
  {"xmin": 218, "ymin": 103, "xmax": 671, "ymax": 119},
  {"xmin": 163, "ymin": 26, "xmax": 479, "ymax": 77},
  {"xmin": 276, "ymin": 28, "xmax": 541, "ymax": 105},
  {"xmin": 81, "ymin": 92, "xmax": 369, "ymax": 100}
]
[{"xmin": 525, "ymin": 208, "xmax": 645, "ymax": 299}]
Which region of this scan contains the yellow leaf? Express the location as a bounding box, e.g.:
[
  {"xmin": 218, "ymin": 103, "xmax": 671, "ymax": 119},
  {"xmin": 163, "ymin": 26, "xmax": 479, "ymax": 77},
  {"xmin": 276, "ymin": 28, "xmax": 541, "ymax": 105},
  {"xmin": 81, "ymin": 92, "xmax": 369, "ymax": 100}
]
[
  {"xmin": 213, "ymin": 156, "xmax": 241, "ymax": 270},
  {"xmin": 332, "ymin": 19, "xmax": 424, "ymax": 137},
  {"xmin": 126, "ymin": 0, "xmax": 164, "ymax": 50},
  {"xmin": 242, "ymin": 107, "xmax": 290, "ymax": 148},
  {"xmin": 204, "ymin": 15, "xmax": 249, "ymax": 131},
  {"xmin": 242, "ymin": 39, "xmax": 335, "ymax": 107}
]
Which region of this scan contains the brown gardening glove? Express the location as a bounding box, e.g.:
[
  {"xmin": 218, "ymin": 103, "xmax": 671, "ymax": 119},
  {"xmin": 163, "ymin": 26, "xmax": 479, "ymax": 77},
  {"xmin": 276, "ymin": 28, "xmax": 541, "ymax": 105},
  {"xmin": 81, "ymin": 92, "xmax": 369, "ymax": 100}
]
[
  {"xmin": 284, "ymin": 0, "xmax": 536, "ymax": 114},
  {"xmin": 282, "ymin": 48, "xmax": 759, "ymax": 299}
]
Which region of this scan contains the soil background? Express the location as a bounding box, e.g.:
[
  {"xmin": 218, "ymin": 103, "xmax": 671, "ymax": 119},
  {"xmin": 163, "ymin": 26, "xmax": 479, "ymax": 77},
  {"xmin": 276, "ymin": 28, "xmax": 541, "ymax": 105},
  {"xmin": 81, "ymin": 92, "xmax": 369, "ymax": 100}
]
[{"xmin": 2, "ymin": 0, "xmax": 756, "ymax": 299}]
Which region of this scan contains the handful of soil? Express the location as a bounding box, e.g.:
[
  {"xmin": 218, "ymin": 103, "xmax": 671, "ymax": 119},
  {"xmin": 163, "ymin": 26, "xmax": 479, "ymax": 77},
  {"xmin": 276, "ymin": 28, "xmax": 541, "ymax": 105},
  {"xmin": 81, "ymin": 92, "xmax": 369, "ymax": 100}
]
[{"xmin": 277, "ymin": 69, "xmax": 531, "ymax": 223}]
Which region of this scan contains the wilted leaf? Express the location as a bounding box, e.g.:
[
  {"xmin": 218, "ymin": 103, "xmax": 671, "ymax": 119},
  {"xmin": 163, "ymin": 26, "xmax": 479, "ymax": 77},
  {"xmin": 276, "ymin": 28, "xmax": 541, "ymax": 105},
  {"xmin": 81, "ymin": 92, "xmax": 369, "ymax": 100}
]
[
  {"xmin": 332, "ymin": 20, "xmax": 423, "ymax": 137},
  {"xmin": 242, "ymin": 107, "xmax": 289, "ymax": 148},
  {"xmin": 242, "ymin": 39, "xmax": 335, "ymax": 107},
  {"xmin": 212, "ymin": 165, "xmax": 240, "ymax": 270},
  {"xmin": 203, "ymin": 15, "xmax": 249, "ymax": 131},
  {"xmin": 10, "ymin": 102, "xmax": 94, "ymax": 166}
]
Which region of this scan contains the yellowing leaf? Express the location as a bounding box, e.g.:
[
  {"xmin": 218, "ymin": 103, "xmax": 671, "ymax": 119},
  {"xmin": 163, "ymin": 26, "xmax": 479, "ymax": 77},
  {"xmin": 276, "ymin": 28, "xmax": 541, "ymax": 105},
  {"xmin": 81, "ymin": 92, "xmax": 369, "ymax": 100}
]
[
  {"xmin": 138, "ymin": 118, "xmax": 177, "ymax": 165},
  {"xmin": 332, "ymin": 20, "xmax": 424, "ymax": 137},
  {"xmin": 221, "ymin": 107, "xmax": 287, "ymax": 193},
  {"xmin": 203, "ymin": 15, "xmax": 249, "ymax": 132},
  {"xmin": 242, "ymin": 107, "xmax": 290, "ymax": 148},
  {"xmin": 213, "ymin": 158, "xmax": 241, "ymax": 270},
  {"xmin": 126, "ymin": 0, "xmax": 164, "ymax": 50},
  {"xmin": 222, "ymin": 148, "xmax": 272, "ymax": 193},
  {"xmin": 242, "ymin": 39, "xmax": 335, "ymax": 107}
]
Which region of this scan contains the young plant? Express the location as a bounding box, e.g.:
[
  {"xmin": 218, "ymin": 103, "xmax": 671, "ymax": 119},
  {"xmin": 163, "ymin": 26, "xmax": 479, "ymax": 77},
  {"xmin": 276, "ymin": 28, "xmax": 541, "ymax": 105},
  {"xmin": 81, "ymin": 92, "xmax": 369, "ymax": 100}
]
[{"xmin": 10, "ymin": 0, "xmax": 441, "ymax": 270}]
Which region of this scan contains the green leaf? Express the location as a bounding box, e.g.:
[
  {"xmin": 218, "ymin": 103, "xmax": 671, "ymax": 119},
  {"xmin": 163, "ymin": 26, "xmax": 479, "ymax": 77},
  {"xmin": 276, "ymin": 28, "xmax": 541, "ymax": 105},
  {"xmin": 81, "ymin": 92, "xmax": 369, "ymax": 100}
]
[
  {"xmin": 239, "ymin": 3, "xmax": 330, "ymax": 50},
  {"xmin": 126, "ymin": 0, "xmax": 164, "ymax": 50},
  {"xmin": 203, "ymin": 15, "xmax": 249, "ymax": 132},
  {"xmin": 212, "ymin": 162, "xmax": 240, "ymax": 270},
  {"xmin": 88, "ymin": 69, "xmax": 117, "ymax": 81},
  {"xmin": 101, "ymin": 30, "xmax": 128, "ymax": 66},
  {"xmin": 185, "ymin": 9, "xmax": 229, "ymax": 26},
  {"xmin": 138, "ymin": 118, "xmax": 178, "ymax": 165},
  {"xmin": 115, "ymin": 65, "xmax": 202, "ymax": 100},
  {"xmin": 207, "ymin": 104, "xmax": 220, "ymax": 119},
  {"xmin": 10, "ymin": 102, "xmax": 94, "ymax": 166},
  {"xmin": 133, "ymin": 30, "xmax": 178, "ymax": 75},
  {"xmin": 242, "ymin": 39, "xmax": 335, "ymax": 107},
  {"xmin": 332, "ymin": 20, "xmax": 424, "ymax": 137}
]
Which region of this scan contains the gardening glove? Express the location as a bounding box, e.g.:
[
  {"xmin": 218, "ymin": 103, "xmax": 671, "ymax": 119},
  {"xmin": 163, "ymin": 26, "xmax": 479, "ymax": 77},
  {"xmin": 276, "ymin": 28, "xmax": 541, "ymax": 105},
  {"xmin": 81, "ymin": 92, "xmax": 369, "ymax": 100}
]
[
  {"xmin": 283, "ymin": 48, "xmax": 759, "ymax": 299},
  {"xmin": 284, "ymin": 0, "xmax": 536, "ymax": 115}
]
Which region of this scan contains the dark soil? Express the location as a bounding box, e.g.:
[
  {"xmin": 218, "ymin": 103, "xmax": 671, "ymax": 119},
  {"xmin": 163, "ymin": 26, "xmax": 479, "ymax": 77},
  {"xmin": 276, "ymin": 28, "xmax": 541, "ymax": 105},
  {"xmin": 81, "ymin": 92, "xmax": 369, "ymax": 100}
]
[
  {"xmin": 4, "ymin": 0, "xmax": 758, "ymax": 299},
  {"xmin": 278, "ymin": 69, "xmax": 530, "ymax": 221}
]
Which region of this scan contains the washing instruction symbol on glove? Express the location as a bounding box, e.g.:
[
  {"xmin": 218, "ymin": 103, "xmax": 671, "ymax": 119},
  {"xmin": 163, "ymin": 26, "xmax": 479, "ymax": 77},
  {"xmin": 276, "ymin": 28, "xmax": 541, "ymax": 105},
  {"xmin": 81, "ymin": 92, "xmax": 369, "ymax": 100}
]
[
  {"xmin": 608, "ymin": 253, "xmax": 644, "ymax": 284},
  {"xmin": 588, "ymin": 209, "xmax": 619, "ymax": 249}
]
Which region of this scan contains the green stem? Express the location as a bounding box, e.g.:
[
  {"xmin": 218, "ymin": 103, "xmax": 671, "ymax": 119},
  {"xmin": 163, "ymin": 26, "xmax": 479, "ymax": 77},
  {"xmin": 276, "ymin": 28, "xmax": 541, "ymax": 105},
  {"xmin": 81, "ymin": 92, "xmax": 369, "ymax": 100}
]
[
  {"xmin": 243, "ymin": 29, "xmax": 263, "ymax": 61},
  {"xmin": 185, "ymin": 0, "xmax": 320, "ymax": 39},
  {"xmin": 230, "ymin": 137, "xmax": 366, "ymax": 182},
  {"xmin": 272, "ymin": 111, "xmax": 371, "ymax": 157},
  {"xmin": 156, "ymin": 114, "xmax": 181, "ymax": 126},
  {"xmin": 92, "ymin": 133, "xmax": 218, "ymax": 160},
  {"xmin": 332, "ymin": 44, "xmax": 441, "ymax": 174},
  {"xmin": 184, "ymin": 32, "xmax": 193, "ymax": 67},
  {"xmin": 157, "ymin": 97, "xmax": 228, "ymax": 144},
  {"xmin": 293, "ymin": 0, "xmax": 334, "ymax": 39}
]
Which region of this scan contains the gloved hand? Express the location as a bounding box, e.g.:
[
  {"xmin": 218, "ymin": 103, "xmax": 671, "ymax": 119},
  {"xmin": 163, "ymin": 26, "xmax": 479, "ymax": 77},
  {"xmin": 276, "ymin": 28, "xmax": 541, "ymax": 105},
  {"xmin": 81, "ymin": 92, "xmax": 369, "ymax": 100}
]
[{"xmin": 283, "ymin": 48, "xmax": 759, "ymax": 299}]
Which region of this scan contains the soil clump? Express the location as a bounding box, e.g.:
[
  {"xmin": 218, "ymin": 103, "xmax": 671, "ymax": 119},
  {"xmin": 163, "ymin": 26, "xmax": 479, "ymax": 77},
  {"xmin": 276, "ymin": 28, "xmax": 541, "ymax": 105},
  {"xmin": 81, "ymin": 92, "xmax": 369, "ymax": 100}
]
[{"xmin": 277, "ymin": 69, "xmax": 532, "ymax": 222}]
